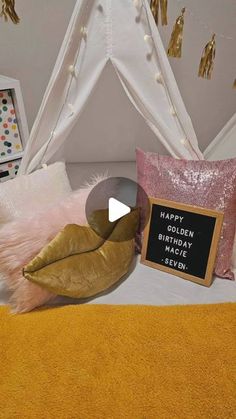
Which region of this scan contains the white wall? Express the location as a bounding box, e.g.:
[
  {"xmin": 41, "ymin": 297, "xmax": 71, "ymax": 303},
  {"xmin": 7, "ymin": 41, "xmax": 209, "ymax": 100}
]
[
  {"xmin": 0, "ymin": 0, "xmax": 76, "ymax": 134},
  {"xmin": 0, "ymin": 0, "xmax": 235, "ymax": 152},
  {"xmin": 158, "ymin": 0, "xmax": 236, "ymax": 150}
]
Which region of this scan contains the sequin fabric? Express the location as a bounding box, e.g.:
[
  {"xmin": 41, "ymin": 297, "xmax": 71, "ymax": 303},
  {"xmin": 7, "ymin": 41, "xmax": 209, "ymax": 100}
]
[{"xmin": 136, "ymin": 148, "xmax": 236, "ymax": 280}]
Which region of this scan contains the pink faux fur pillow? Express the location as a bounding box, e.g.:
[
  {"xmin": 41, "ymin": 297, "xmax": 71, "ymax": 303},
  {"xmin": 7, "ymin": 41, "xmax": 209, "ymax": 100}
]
[{"xmin": 0, "ymin": 174, "xmax": 108, "ymax": 313}]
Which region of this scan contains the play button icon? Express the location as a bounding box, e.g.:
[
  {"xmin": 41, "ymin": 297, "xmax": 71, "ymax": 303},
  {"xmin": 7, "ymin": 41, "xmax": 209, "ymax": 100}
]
[
  {"xmin": 108, "ymin": 197, "xmax": 131, "ymax": 222},
  {"xmin": 85, "ymin": 177, "xmax": 150, "ymax": 242}
]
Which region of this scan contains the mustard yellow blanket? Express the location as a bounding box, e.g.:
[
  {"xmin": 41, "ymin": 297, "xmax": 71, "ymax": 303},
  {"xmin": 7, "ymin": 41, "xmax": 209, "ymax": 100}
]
[{"xmin": 0, "ymin": 303, "xmax": 235, "ymax": 418}]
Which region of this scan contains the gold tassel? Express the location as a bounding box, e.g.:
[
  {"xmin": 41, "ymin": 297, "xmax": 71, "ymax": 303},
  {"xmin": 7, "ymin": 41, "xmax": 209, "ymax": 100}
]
[
  {"xmin": 160, "ymin": 0, "xmax": 168, "ymax": 25},
  {"xmin": 167, "ymin": 8, "xmax": 185, "ymax": 58},
  {"xmin": 150, "ymin": 0, "xmax": 168, "ymax": 26},
  {"xmin": 233, "ymin": 79, "xmax": 236, "ymax": 89},
  {"xmin": 150, "ymin": 0, "xmax": 159, "ymax": 25},
  {"xmin": 198, "ymin": 34, "xmax": 216, "ymax": 80},
  {"xmin": 0, "ymin": 0, "xmax": 20, "ymax": 24}
]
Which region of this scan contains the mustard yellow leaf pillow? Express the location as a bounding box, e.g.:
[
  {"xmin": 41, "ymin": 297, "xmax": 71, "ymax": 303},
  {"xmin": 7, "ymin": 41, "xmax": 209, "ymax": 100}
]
[{"xmin": 23, "ymin": 209, "xmax": 139, "ymax": 299}]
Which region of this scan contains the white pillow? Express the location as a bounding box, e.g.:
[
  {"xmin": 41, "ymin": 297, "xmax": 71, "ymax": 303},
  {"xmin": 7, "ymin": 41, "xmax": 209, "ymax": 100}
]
[{"xmin": 0, "ymin": 162, "xmax": 72, "ymax": 224}]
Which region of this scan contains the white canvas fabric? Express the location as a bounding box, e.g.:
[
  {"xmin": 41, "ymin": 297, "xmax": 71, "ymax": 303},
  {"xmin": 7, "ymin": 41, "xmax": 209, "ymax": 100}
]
[
  {"xmin": 204, "ymin": 113, "xmax": 236, "ymax": 274},
  {"xmin": 19, "ymin": 0, "xmax": 203, "ymax": 175},
  {"xmin": 204, "ymin": 112, "xmax": 236, "ymax": 160}
]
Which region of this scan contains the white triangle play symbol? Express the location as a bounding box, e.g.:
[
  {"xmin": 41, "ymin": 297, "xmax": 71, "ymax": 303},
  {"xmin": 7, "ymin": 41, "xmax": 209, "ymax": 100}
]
[{"xmin": 108, "ymin": 197, "xmax": 131, "ymax": 222}]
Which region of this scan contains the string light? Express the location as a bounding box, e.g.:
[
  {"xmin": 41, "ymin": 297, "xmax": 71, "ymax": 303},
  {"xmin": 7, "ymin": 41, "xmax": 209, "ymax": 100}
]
[
  {"xmin": 140, "ymin": 0, "xmax": 199, "ymax": 157},
  {"xmin": 80, "ymin": 26, "xmax": 88, "ymax": 38},
  {"xmin": 68, "ymin": 65, "xmax": 77, "ymax": 78},
  {"xmin": 133, "ymin": 0, "xmax": 141, "ymax": 8},
  {"xmin": 170, "ymin": 107, "xmax": 177, "ymax": 116},
  {"xmin": 68, "ymin": 65, "xmax": 74, "ymax": 73},
  {"xmin": 144, "ymin": 34, "xmax": 152, "ymax": 43},
  {"xmin": 38, "ymin": 1, "xmax": 91, "ymax": 168},
  {"xmin": 155, "ymin": 72, "xmax": 163, "ymax": 83}
]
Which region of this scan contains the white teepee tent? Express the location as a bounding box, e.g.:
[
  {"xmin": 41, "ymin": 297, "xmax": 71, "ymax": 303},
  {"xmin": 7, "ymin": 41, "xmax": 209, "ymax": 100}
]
[
  {"xmin": 204, "ymin": 112, "xmax": 236, "ymax": 161},
  {"xmin": 19, "ymin": 0, "xmax": 203, "ymax": 175}
]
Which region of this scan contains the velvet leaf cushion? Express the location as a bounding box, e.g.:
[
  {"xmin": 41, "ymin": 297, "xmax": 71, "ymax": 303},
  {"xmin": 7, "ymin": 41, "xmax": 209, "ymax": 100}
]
[
  {"xmin": 136, "ymin": 148, "xmax": 236, "ymax": 280},
  {"xmin": 24, "ymin": 209, "xmax": 139, "ymax": 299},
  {"xmin": 0, "ymin": 162, "xmax": 72, "ymax": 224},
  {"xmin": 0, "ymin": 174, "xmax": 109, "ymax": 313}
]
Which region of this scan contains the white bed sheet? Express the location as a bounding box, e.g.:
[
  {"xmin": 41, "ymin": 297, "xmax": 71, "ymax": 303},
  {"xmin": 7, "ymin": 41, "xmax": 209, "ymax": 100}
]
[{"xmin": 0, "ymin": 257, "xmax": 235, "ymax": 309}]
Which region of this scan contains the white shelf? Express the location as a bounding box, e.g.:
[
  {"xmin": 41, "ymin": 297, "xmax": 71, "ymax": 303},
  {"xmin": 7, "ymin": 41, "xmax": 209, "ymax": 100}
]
[{"xmin": 0, "ymin": 151, "xmax": 24, "ymax": 164}]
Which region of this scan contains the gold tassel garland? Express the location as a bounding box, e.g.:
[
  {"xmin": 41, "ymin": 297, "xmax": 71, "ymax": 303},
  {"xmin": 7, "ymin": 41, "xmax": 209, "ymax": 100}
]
[
  {"xmin": 0, "ymin": 0, "xmax": 20, "ymax": 24},
  {"xmin": 198, "ymin": 34, "xmax": 216, "ymax": 80},
  {"xmin": 167, "ymin": 8, "xmax": 185, "ymax": 58},
  {"xmin": 150, "ymin": 0, "xmax": 168, "ymax": 26}
]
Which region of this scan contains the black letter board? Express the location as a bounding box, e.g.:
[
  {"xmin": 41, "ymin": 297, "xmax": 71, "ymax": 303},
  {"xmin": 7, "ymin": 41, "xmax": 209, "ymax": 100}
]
[{"xmin": 141, "ymin": 198, "xmax": 224, "ymax": 286}]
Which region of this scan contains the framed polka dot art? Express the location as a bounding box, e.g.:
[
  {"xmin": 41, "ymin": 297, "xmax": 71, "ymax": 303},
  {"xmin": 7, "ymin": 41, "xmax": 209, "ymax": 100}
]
[
  {"xmin": 0, "ymin": 90, "xmax": 23, "ymax": 158},
  {"xmin": 0, "ymin": 76, "xmax": 29, "ymax": 183}
]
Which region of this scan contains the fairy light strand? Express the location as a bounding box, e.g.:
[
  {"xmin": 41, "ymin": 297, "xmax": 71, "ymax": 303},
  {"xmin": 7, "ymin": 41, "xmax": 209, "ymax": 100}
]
[
  {"xmin": 38, "ymin": 3, "xmax": 91, "ymax": 167},
  {"xmin": 141, "ymin": 0, "xmax": 200, "ymax": 158}
]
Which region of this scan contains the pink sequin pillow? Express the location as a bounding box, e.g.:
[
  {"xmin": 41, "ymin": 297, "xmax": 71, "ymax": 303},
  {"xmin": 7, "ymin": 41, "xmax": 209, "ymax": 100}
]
[{"xmin": 136, "ymin": 148, "xmax": 236, "ymax": 280}]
